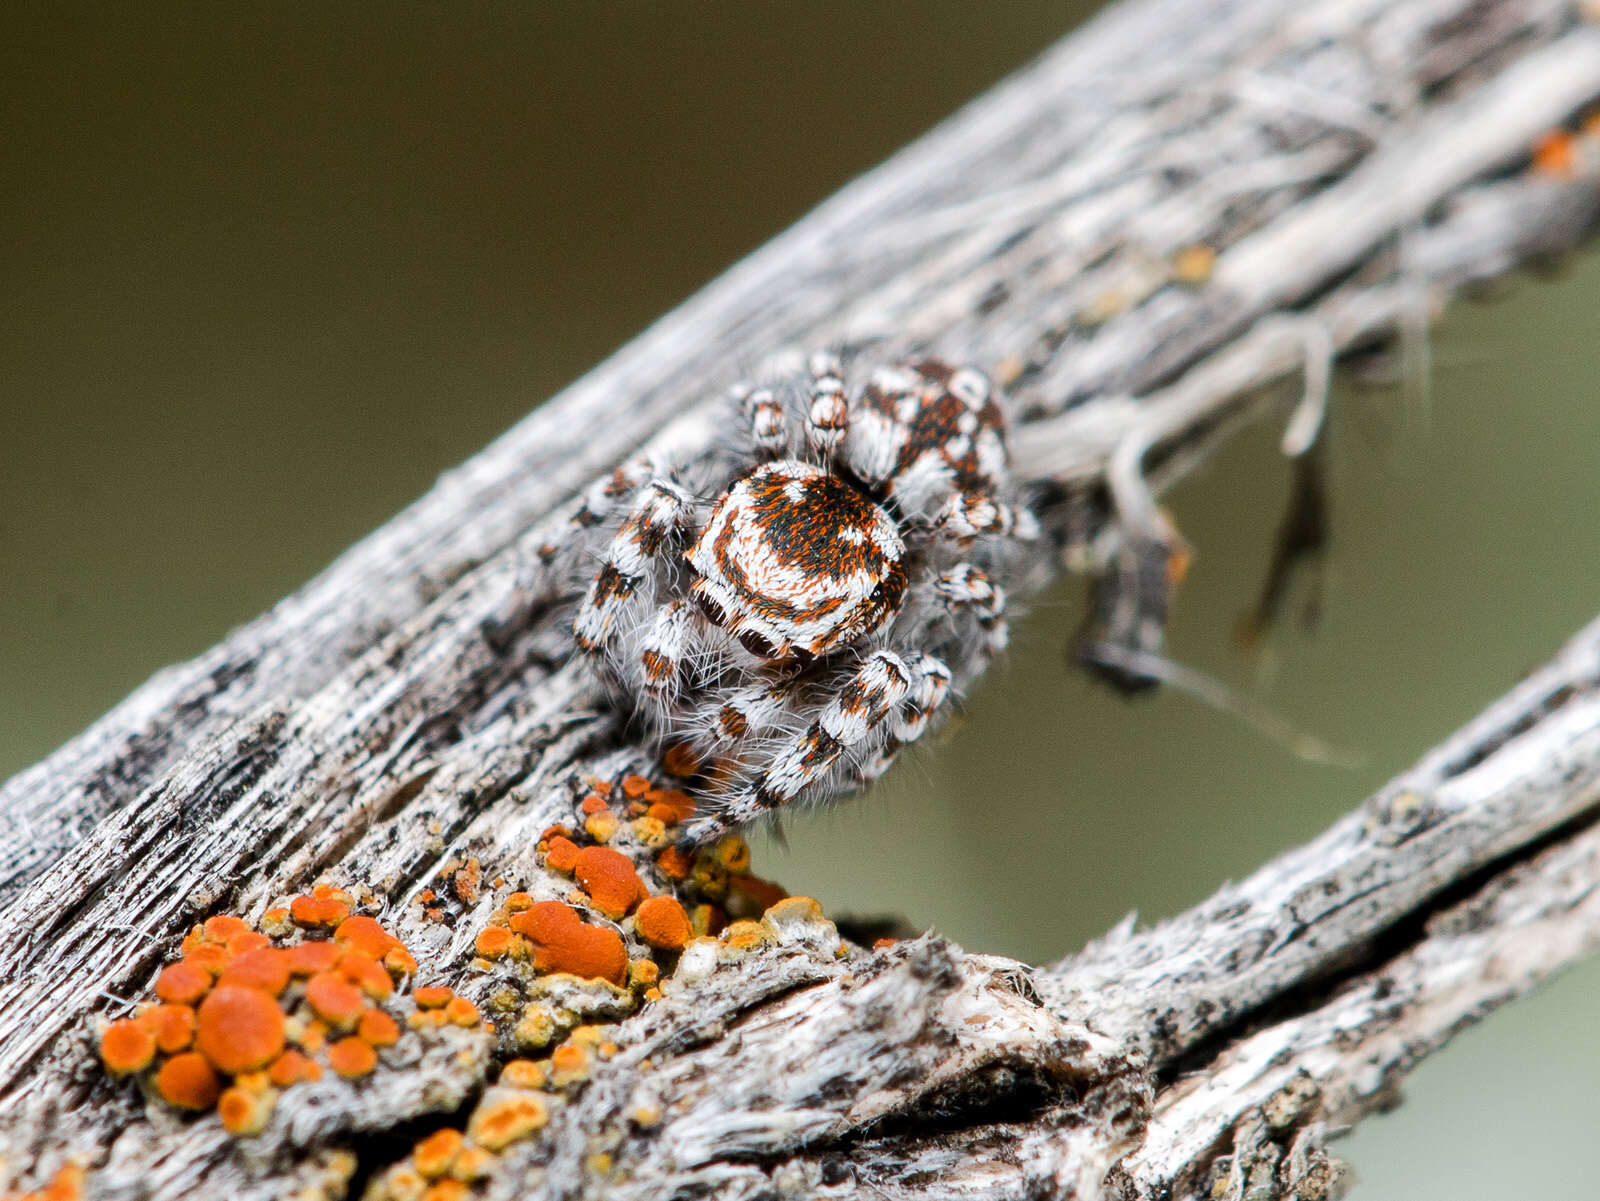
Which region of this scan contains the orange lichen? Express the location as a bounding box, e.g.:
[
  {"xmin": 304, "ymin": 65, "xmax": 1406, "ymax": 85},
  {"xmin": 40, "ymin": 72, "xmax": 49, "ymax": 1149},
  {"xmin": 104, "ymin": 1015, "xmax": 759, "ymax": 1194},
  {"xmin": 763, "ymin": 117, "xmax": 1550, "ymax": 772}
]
[
  {"xmin": 341, "ymin": 950, "xmax": 395, "ymax": 1000},
  {"xmin": 412, "ymin": 1128, "xmax": 463, "ymax": 1179},
  {"xmin": 183, "ymin": 941, "xmax": 232, "ymax": 976},
  {"xmin": 290, "ymin": 893, "xmax": 350, "ymax": 929},
  {"xmin": 203, "ymin": 915, "xmax": 252, "ymax": 943},
  {"xmin": 334, "ymin": 914, "xmax": 401, "ymax": 960},
  {"xmin": 267, "ymin": 1049, "xmax": 323, "ymax": 1087},
  {"xmin": 452, "ymin": 858, "xmax": 482, "ymax": 904},
  {"xmin": 579, "ymin": 794, "xmax": 608, "ymax": 816},
  {"xmin": 620, "ymin": 774, "xmax": 651, "ymax": 799},
  {"xmin": 573, "ymin": 847, "xmax": 646, "ymax": 918},
  {"xmin": 873, "ymin": 937, "xmax": 898, "ymax": 950},
  {"xmin": 1533, "ymin": 129, "xmax": 1577, "ymax": 176},
  {"xmin": 305, "ymin": 972, "xmax": 366, "ymax": 1030},
  {"xmin": 633, "ymin": 895, "xmax": 691, "ymax": 952},
  {"xmin": 141, "ymin": 1004, "xmax": 197, "ymax": 1054},
  {"xmin": 217, "ymin": 1085, "xmax": 275, "ymax": 1136},
  {"xmin": 155, "ymin": 1051, "xmax": 221, "ymax": 1110},
  {"xmin": 467, "ymin": 1092, "xmax": 549, "ymax": 1152},
  {"xmin": 543, "ymin": 835, "xmax": 582, "ymax": 874},
  {"xmin": 549, "ymin": 1042, "xmax": 591, "ymax": 1087},
  {"xmin": 726, "ymin": 874, "xmax": 787, "ymax": 918},
  {"xmin": 358, "ymin": 1008, "xmax": 401, "ymax": 1047},
  {"xmin": 99, "ymin": 1020, "xmax": 156, "ymax": 1076},
  {"xmin": 661, "ymin": 742, "xmax": 702, "ymax": 778},
  {"xmin": 327, "ymin": 1035, "xmax": 378, "ymax": 1078},
  {"xmin": 474, "ymin": 925, "xmax": 515, "ymax": 959},
  {"xmin": 445, "ymin": 996, "xmax": 481, "ymax": 1027},
  {"xmin": 286, "ymin": 940, "xmax": 342, "ymax": 977},
  {"xmin": 3, "ymin": 1163, "xmax": 88, "ymax": 1201},
  {"xmin": 413, "ymin": 985, "xmax": 454, "ymax": 1009},
  {"xmin": 504, "ymin": 891, "xmax": 535, "ymax": 912},
  {"xmin": 508, "ymin": 901, "xmax": 627, "ymax": 985},
  {"xmin": 217, "ymin": 947, "xmax": 291, "ymax": 996},
  {"xmin": 154, "ymin": 961, "xmax": 211, "ymax": 1006},
  {"xmin": 655, "ymin": 845, "xmax": 693, "ymax": 881},
  {"xmin": 1171, "ymin": 243, "xmax": 1216, "ymax": 284},
  {"xmin": 500, "ymin": 1058, "xmax": 547, "ymax": 1089},
  {"xmin": 422, "ymin": 1181, "xmax": 469, "ymax": 1201},
  {"xmin": 226, "ymin": 930, "xmax": 270, "ymax": 956},
  {"xmin": 643, "ymin": 788, "xmax": 696, "ymax": 824},
  {"xmin": 196, "ymin": 986, "xmax": 286, "ymax": 1074}
]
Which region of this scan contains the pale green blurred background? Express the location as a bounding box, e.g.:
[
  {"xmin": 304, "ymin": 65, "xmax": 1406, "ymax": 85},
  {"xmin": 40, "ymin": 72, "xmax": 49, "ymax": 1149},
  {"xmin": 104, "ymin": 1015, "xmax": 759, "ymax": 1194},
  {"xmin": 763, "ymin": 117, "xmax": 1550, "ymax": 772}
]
[{"xmin": 3, "ymin": 6, "xmax": 1598, "ymax": 1195}]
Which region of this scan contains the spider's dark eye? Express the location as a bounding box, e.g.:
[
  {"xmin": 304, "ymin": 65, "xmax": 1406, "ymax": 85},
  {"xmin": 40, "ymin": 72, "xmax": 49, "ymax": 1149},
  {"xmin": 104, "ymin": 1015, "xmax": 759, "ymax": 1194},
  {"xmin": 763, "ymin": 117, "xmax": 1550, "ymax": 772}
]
[{"xmin": 738, "ymin": 629, "xmax": 778, "ymax": 659}]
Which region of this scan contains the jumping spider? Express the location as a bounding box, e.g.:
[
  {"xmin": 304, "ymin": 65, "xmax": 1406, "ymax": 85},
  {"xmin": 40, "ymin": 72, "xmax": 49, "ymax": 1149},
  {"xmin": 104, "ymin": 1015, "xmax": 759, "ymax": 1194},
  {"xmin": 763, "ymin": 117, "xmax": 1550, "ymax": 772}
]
[{"xmin": 568, "ymin": 351, "xmax": 1035, "ymax": 846}]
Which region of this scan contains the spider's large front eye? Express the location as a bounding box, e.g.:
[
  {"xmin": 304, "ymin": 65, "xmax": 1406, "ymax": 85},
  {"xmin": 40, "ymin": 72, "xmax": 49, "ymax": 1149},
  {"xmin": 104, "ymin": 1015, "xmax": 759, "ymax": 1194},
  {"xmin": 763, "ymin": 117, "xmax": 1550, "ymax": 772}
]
[{"xmin": 737, "ymin": 629, "xmax": 778, "ymax": 660}]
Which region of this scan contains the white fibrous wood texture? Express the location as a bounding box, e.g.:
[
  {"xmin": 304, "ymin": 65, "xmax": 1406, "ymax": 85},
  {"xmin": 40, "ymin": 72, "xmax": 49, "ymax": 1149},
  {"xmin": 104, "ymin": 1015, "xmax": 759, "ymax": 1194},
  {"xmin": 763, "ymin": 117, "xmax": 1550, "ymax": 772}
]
[{"xmin": 2, "ymin": 0, "xmax": 1600, "ymax": 1197}]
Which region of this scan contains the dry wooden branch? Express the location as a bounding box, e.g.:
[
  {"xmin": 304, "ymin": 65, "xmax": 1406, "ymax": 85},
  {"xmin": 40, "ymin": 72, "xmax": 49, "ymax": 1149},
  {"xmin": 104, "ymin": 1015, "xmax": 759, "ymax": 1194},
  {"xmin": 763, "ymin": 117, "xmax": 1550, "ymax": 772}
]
[{"xmin": 2, "ymin": 0, "xmax": 1599, "ymax": 1196}]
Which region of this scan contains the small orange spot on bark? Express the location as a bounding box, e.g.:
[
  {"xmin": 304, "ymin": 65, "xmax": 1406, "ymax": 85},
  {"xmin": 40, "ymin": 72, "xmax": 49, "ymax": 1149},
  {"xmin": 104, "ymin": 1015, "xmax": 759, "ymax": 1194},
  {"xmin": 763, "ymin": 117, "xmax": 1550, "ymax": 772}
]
[
  {"xmin": 267, "ymin": 1049, "xmax": 322, "ymax": 1087},
  {"xmin": 655, "ymin": 845, "xmax": 693, "ymax": 881},
  {"xmin": 99, "ymin": 1019, "xmax": 156, "ymax": 1075},
  {"xmin": 156, "ymin": 1052, "xmax": 221, "ymax": 1110},
  {"xmin": 475, "ymin": 925, "xmax": 515, "ymax": 959},
  {"xmin": 413, "ymin": 985, "xmax": 454, "ymax": 1009},
  {"xmin": 507, "ymin": 902, "xmax": 627, "ymax": 985},
  {"xmin": 286, "ymin": 940, "xmax": 342, "ymax": 977},
  {"xmin": 634, "ymin": 896, "xmax": 691, "ymax": 952},
  {"xmin": 305, "ymin": 972, "xmax": 367, "ymax": 1030},
  {"xmin": 573, "ymin": 847, "xmax": 646, "ymax": 919},
  {"xmin": 217, "ymin": 947, "xmax": 291, "ymax": 996},
  {"xmin": 155, "ymin": 961, "xmax": 212, "ymax": 1006},
  {"xmin": 358, "ymin": 1008, "xmax": 400, "ymax": 1047},
  {"xmin": 445, "ymin": 996, "xmax": 481, "ymax": 1027},
  {"xmin": 196, "ymin": 986, "xmax": 286, "ymax": 1074},
  {"xmin": 327, "ymin": 1035, "xmax": 378, "ymax": 1078},
  {"xmin": 543, "ymin": 836, "xmax": 581, "ymax": 874}
]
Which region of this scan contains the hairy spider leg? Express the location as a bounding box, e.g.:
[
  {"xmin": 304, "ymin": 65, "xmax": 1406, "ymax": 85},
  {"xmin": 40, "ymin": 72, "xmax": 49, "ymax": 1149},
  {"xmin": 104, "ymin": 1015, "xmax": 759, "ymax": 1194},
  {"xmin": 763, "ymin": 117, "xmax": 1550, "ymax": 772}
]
[
  {"xmin": 574, "ymin": 480, "xmax": 697, "ymax": 657},
  {"xmin": 932, "ymin": 563, "xmax": 1009, "ymax": 656},
  {"xmin": 681, "ymin": 651, "xmax": 915, "ymax": 844}
]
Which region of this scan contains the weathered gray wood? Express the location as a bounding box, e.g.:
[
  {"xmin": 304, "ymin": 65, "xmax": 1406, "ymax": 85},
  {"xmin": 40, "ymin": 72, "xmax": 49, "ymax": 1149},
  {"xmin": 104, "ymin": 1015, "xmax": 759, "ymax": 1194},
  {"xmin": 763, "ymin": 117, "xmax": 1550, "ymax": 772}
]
[{"xmin": 2, "ymin": 0, "xmax": 1599, "ymax": 1195}]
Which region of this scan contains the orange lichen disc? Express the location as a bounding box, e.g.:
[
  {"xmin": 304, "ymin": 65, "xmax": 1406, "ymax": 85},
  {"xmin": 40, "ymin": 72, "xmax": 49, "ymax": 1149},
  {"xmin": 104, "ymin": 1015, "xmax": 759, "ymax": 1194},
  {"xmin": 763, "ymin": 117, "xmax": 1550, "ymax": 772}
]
[
  {"xmin": 333, "ymin": 915, "xmax": 400, "ymax": 960},
  {"xmin": 154, "ymin": 961, "xmax": 212, "ymax": 1006},
  {"xmin": 572, "ymin": 847, "xmax": 645, "ymax": 919},
  {"xmin": 474, "ymin": 926, "xmax": 515, "ymax": 959},
  {"xmin": 504, "ymin": 891, "xmax": 535, "ymax": 913},
  {"xmin": 620, "ymin": 775, "xmax": 651, "ymax": 799},
  {"xmin": 225, "ymin": 931, "xmax": 270, "ymax": 956},
  {"xmin": 182, "ymin": 941, "xmax": 232, "ymax": 977},
  {"xmin": 217, "ymin": 1085, "xmax": 275, "ymax": 1136},
  {"xmin": 579, "ymin": 794, "xmax": 608, "ymax": 816},
  {"xmin": 467, "ymin": 1092, "xmax": 549, "ymax": 1152},
  {"xmin": 327, "ymin": 1036, "xmax": 378, "ymax": 1079},
  {"xmin": 412, "ymin": 1127, "xmax": 463, "ymax": 1179},
  {"xmin": 155, "ymin": 1052, "xmax": 222, "ymax": 1110},
  {"xmin": 340, "ymin": 950, "xmax": 395, "ymax": 1000},
  {"xmin": 661, "ymin": 742, "xmax": 702, "ymax": 778},
  {"xmin": 507, "ymin": 901, "xmax": 627, "ymax": 985},
  {"xmin": 195, "ymin": 986, "xmax": 286, "ymax": 1074},
  {"xmin": 413, "ymin": 985, "xmax": 454, "ymax": 1009},
  {"xmin": 499, "ymin": 1059, "xmax": 547, "ymax": 1089},
  {"xmin": 1533, "ymin": 129, "xmax": 1577, "ymax": 176},
  {"xmin": 286, "ymin": 940, "xmax": 342, "ymax": 977},
  {"xmin": 217, "ymin": 948, "xmax": 291, "ymax": 996},
  {"xmin": 444, "ymin": 997, "xmax": 481, "ymax": 1027},
  {"xmin": 305, "ymin": 972, "xmax": 367, "ymax": 1030},
  {"xmin": 290, "ymin": 893, "xmax": 351, "ymax": 929},
  {"xmin": 99, "ymin": 1020, "xmax": 156, "ymax": 1076},
  {"xmin": 267, "ymin": 1049, "xmax": 323, "ymax": 1087},
  {"xmin": 142, "ymin": 1004, "xmax": 198, "ymax": 1054},
  {"xmin": 633, "ymin": 895, "xmax": 691, "ymax": 952},
  {"xmin": 201, "ymin": 915, "xmax": 251, "ymax": 943},
  {"xmin": 543, "ymin": 836, "xmax": 581, "ymax": 874},
  {"xmin": 643, "ymin": 788, "xmax": 696, "ymax": 824},
  {"xmin": 654, "ymin": 846, "xmax": 692, "ymax": 881},
  {"xmin": 358, "ymin": 1008, "xmax": 400, "ymax": 1047}
]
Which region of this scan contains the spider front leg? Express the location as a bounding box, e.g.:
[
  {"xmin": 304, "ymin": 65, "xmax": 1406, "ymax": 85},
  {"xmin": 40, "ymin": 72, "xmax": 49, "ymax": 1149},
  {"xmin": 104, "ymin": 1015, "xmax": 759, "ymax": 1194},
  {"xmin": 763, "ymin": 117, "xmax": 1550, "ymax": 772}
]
[
  {"xmin": 573, "ymin": 480, "xmax": 697, "ymax": 660},
  {"xmin": 855, "ymin": 651, "xmax": 953, "ymax": 783},
  {"xmin": 681, "ymin": 651, "xmax": 917, "ymax": 845},
  {"xmin": 932, "ymin": 563, "xmax": 1009, "ymax": 656}
]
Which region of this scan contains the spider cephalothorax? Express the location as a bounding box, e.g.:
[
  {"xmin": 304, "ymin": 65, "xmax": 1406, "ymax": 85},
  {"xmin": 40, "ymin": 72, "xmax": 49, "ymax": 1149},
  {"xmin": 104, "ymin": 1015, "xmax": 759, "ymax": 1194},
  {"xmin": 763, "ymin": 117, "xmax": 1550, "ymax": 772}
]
[{"xmin": 568, "ymin": 351, "xmax": 1033, "ymax": 845}]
